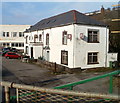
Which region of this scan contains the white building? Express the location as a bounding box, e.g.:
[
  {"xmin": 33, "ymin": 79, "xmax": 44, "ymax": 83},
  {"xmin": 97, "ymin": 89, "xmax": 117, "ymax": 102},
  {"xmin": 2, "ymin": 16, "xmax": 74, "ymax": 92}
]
[
  {"xmin": 0, "ymin": 25, "xmax": 30, "ymax": 50},
  {"xmin": 24, "ymin": 10, "xmax": 117, "ymax": 69}
]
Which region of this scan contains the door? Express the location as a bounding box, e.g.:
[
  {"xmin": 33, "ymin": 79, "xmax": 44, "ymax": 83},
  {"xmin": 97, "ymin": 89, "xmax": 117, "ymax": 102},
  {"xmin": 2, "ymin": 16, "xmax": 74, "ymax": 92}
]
[
  {"xmin": 46, "ymin": 51, "xmax": 49, "ymax": 61},
  {"xmin": 31, "ymin": 47, "xmax": 33, "ymax": 58}
]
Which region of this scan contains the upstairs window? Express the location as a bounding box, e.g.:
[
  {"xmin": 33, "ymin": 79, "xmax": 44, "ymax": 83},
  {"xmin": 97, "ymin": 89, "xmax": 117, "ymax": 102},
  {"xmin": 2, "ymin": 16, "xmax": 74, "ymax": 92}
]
[
  {"xmin": 88, "ymin": 30, "xmax": 99, "ymax": 43},
  {"xmin": 6, "ymin": 32, "xmax": 9, "ymax": 37},
  {"xmin": 88, "ymin": 52, "xmax": 98, "ymax": 64},
  {"xmin": 61, "ymin": 51, "xmax": 68, "ymax": 65},
  {"xmin": 34, "ymin": 35, "xmax": 38, "ymax": 43},
  {"xmin": 39, "ymin": 34, "xmax": 42, "ymax": 41},
  {"xmin": 13, "ymin": 32, "xmax": 17, "ymax": 37},
  {"xmin": 62, "ymin": 31, "xmax": 67, "ymax": 45},
  {"xmin": 26, "ymin": 36, "xmax": 28, "ymax": 44},
  {"xmin": 19, "ymin": 32, "xmax": 23, "ymax": 37},
  {"xmin": 46, "ymin": 33, "xmax": 49, "ymax": 45},
  {"xmin": 3, "ymin": 32, "xmax": 5, "ymax": 37}
]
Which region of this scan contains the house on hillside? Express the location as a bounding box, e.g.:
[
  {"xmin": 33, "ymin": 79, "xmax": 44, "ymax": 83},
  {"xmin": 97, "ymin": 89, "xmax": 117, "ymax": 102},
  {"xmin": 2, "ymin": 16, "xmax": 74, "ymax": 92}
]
[{"xmin": 24, "ymin": 10, "xmax": 117, "ymax": 69}]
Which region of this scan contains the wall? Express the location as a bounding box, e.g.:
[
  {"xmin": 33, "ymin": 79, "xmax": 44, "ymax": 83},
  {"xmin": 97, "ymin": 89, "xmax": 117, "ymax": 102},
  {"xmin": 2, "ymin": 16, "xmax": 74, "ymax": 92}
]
[
  {"xmin": 24, "ymin": 24, "xmax": 110, "ymax": 69},
  {"xmin": 43, "ymin": 25, "xmax": 74, "ymax": 68},
  {"xmin": 24, "ymin": 24, "xmax": 74, "ymax": 68},
  {"xmin": 74, "ymin": 24, "xmax": 109, "ymax": 69}
]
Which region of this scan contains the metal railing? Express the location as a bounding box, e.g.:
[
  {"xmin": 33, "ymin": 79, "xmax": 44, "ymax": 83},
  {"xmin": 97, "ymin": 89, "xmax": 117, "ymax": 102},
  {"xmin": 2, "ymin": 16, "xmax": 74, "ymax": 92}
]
[
  {"xmin": 1, "ymin": 81, "xmax": 119, "ymax": 103},
  {"xmin": 54, "ymin": 70, "xmax": 120, "ymax": 94}
]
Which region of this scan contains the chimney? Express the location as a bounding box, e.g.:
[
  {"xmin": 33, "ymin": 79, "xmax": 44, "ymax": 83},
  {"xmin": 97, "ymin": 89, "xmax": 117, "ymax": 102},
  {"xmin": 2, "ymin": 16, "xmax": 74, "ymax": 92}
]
[{"xmin": 101, "ymin": 5, "xmax": 105, "ymax": 15}]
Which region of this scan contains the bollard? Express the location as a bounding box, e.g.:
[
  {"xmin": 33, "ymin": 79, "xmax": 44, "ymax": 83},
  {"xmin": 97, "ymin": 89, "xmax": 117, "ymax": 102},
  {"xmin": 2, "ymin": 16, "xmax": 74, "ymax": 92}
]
[{"xmin": 55, "ymin": 62, "xmax": 56, "ymax": 72}]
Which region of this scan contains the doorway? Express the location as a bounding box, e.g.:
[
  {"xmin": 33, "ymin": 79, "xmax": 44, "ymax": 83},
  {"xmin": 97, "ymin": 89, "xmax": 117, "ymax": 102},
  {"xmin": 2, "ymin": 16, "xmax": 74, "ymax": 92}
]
[
  {"xmin": 46, "ymin": 51, "xmax": 50, "ymax": 61},
  {"xmin": 31, "ymin": 47, "xmax": 33, "ymax": 58}
]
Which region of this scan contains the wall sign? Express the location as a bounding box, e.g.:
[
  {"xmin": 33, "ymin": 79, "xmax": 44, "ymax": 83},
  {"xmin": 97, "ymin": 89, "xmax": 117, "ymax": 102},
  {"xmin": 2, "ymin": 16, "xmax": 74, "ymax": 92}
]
[
  {"xmin": 80, "ymin": 33, "xmax": 84, "ymax": 39},
  {"xmin": 67, "ymin": 34, "xmax": 72, "ymax": 40}
]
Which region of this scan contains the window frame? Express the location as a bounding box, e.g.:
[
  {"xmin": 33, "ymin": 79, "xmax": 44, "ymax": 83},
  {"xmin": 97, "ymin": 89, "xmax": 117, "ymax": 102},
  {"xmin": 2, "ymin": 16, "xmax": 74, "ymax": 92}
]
[
  {"xmin": 13, "ymin": 32, "xmax": 17, "ymax": 37},
  {"xmin": 62, "ymin": 31, "xmax": 67, "ymax": 45},
  {"xmin": 39, "ymin": 34, "xmax": 42, "ymax": 41},
  {"xmin": 3, "ymin": 32, "xmax": 5, "ymax": 37},
  {"xmin": 61, "ymin": 50, "xmax": 68, "ymax": 65},
  {"xmin": 19, "ymin": 32, "xmax": 23, "ymax": 37},
  {"xmin": 88, "ymin": 29, "xmax": 99, "ymax": 43},
  {"xmin": 46, "ymin": 33, "xmax": 49, "ymax": 45},
  {"xmin": 88, "ymin": 52, "xmax": 99, "ymax": 64},
  {"xmin": 6, "ymin": 32, "xmax": 9, "ymax": 37}
]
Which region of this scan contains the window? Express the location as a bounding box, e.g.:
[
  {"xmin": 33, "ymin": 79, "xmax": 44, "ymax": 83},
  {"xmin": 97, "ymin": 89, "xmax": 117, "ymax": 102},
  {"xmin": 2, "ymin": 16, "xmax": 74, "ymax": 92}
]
[
  {"xmin": 21, "ymin": 43, "xmax": 24, "ymax": 47},
  {"xmin": 19, "ymin": 43, "xmax": 22, "ymax": 47},
  {"xmin": 19, "ymin": 43, "xmax": 24, "ymax": 47},
  {"xmin": 3, "ymin": 32, "xmax": 5, "ymax": 37},
  {"xmin": 61, "ymin": 51, "xmax": 68, "ymax": 65},
  {"xmin": 62, "ymin": 31, "xmax": 67, "ymax": 45},
  {"xmin": 88, "ymin": 52, "xmax": 98, "ymax": 64},
  {"xmin": 6, "ymin": 32, "xmax": 9, "ymax": 37},
  {"xmin": 46, "ymin": 34, "xmax": 49, "ymax": 45},
  {"xmin": 3, "ymin": 43, "xmax": 6, "ymax": 46},
  {"xmin": 12, "ymin": 43, "xmax": 14, "ymax": 47},
  {"xmin": 88, "ymin": 30, "xmax": 99, "ymax": 43},
  {"xmin": 26, "ymin": 36, "xmax": 28, "ymax": 44},
  {"xmin": 34, "ymin": 35, "xmax": 38, "ymax": 43},
  {"xmin": 13, "ymin": 32, "xmax": 17, "ymax": 37},
  {"xmin": 39, "ymin": 34, "xmax": 42, "ymax": 41},
  {"xmin": 15, "ymin": 43, "xmax": 18, "ymax": 47},
  {"xmin": 6, "ymin": 43, "xmax": 9, "ymax": 46},
  {"xmin": 19, "ymin": 32, "xmax": 23, "ymax": 37}
]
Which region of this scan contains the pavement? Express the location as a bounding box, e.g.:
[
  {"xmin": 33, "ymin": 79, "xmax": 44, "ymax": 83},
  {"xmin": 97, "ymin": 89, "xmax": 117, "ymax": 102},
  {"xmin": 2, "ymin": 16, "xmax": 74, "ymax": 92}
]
[{"xmin": 1, "ymin": 57, "xmax": 120, "ymax": 95}]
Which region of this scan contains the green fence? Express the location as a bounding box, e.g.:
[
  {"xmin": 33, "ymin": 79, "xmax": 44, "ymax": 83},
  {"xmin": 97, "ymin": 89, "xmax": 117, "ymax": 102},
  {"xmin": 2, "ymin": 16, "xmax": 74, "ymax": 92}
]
[{"xmin": 54, "ymin": 70, "xmax": 120, "ymax": 94}]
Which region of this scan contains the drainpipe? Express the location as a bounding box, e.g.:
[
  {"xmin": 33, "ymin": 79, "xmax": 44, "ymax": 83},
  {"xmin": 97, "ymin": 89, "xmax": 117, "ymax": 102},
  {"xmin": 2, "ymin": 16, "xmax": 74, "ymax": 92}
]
[
  {"xmin": 105, "ymin": 26, "xmax": 108, "ymax": 67},
  {"xmin": 42, "ymin": 30, "xmax": 44, "ymax": 58},
  {"xmin": 73, "ymin": 24, "xmax": 75, "ymax": 68}
]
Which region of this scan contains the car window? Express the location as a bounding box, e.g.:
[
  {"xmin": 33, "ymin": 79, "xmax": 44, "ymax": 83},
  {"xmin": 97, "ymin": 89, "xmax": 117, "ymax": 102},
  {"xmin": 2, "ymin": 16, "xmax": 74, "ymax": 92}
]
[{"xmin": 8, "ymin": 53, "xmax": 16, "ymax": 55}]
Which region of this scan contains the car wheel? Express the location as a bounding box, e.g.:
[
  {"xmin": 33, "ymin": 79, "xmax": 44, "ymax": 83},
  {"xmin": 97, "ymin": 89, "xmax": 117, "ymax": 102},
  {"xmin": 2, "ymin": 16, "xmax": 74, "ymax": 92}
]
[
  {"xmin": 18, "ymin": 57, "xmax": 21, "ymax": 59},
  {"xmin": 6, "ymin": 56, "xmax": 10, "ymax": 59}
]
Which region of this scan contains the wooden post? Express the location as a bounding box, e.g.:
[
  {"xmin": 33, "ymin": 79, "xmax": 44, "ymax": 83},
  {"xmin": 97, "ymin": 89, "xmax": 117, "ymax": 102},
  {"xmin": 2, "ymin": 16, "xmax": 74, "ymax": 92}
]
[
  {"xmin": 55, "ymin": 62, "xmax": 56, "ymax": 73},
  {"xmin": 5, "ymin": 86, "xmax": 10, "ymax": 103}
]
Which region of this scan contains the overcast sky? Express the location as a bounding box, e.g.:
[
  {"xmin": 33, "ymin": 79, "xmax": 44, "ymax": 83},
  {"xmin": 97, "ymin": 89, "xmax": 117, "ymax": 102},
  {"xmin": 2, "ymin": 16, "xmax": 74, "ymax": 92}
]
[{"xmin": 1, "ymin": 1, "xmax": 119, "ymax": 25}]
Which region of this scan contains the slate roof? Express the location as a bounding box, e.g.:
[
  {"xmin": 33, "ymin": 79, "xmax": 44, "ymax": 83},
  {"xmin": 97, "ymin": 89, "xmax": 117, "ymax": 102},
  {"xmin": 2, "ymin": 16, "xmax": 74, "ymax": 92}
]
[{"xmin": 26, "ymin": 10, "xmax": 107, "ymax": 32}]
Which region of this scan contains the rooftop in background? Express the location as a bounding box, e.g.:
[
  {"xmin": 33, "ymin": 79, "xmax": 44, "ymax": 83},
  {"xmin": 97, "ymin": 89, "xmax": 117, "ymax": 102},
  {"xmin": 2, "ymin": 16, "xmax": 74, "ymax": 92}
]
[{"xmin": 26, "ymin": 10, "xmax": 107, "ymax": 32}]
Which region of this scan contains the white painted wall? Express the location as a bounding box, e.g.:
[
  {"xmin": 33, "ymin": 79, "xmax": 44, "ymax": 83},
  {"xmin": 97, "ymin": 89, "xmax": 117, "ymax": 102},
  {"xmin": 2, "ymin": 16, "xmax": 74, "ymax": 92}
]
[
  {"xmin": 43, "ymin": 25, "xmax": 74, "ymax": 67},
  {"xmin": 74, "ymin": 24, "xmax": 109, "ymax": 69},
  {"xmin": 24, "ymin": 24, "xmax": 111, "ymax": 69}
]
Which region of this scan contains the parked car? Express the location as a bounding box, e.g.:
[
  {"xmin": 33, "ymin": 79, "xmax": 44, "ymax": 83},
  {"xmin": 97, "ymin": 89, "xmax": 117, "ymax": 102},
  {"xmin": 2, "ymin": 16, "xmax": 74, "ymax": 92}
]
[
  {"xmin": 11, "ymin": 48, "xmax": 18, "ymax": 52},
  {"xmin": 2, "ymin": 47, "xmax": 18, "ymax": 52},
  {"xmin": 2, "ymin": 47, "xmax": 11, "ymax": 52},
  {"xmin": 5, "ymin": 52, "xmax": 22, "ymax": 59},
  {"xmin": 2, "ymin": 51, "xmax": 10, "ymax": 56}
]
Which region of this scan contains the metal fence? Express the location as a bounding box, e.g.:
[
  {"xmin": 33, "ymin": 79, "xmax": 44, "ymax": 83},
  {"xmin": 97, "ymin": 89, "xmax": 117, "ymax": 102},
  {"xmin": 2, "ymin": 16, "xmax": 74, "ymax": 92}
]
[
  {"xmin": 1, "ymin": 81, "xmax": 119, "ymax": 103},
  {"xmin": 54, "ymin": 70, "xmax": 120, "ymax": 94}
]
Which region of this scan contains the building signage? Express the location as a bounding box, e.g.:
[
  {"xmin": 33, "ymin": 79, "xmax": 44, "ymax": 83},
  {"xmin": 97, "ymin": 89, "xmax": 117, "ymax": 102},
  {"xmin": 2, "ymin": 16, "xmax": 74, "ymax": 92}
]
[
  {"xmin": 67, "ymin": 34, "xmax": 72, "ymax": 40},
  {"xmin": 80, "ymin": 33, "xmax": 84, "ymax": 39}
]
